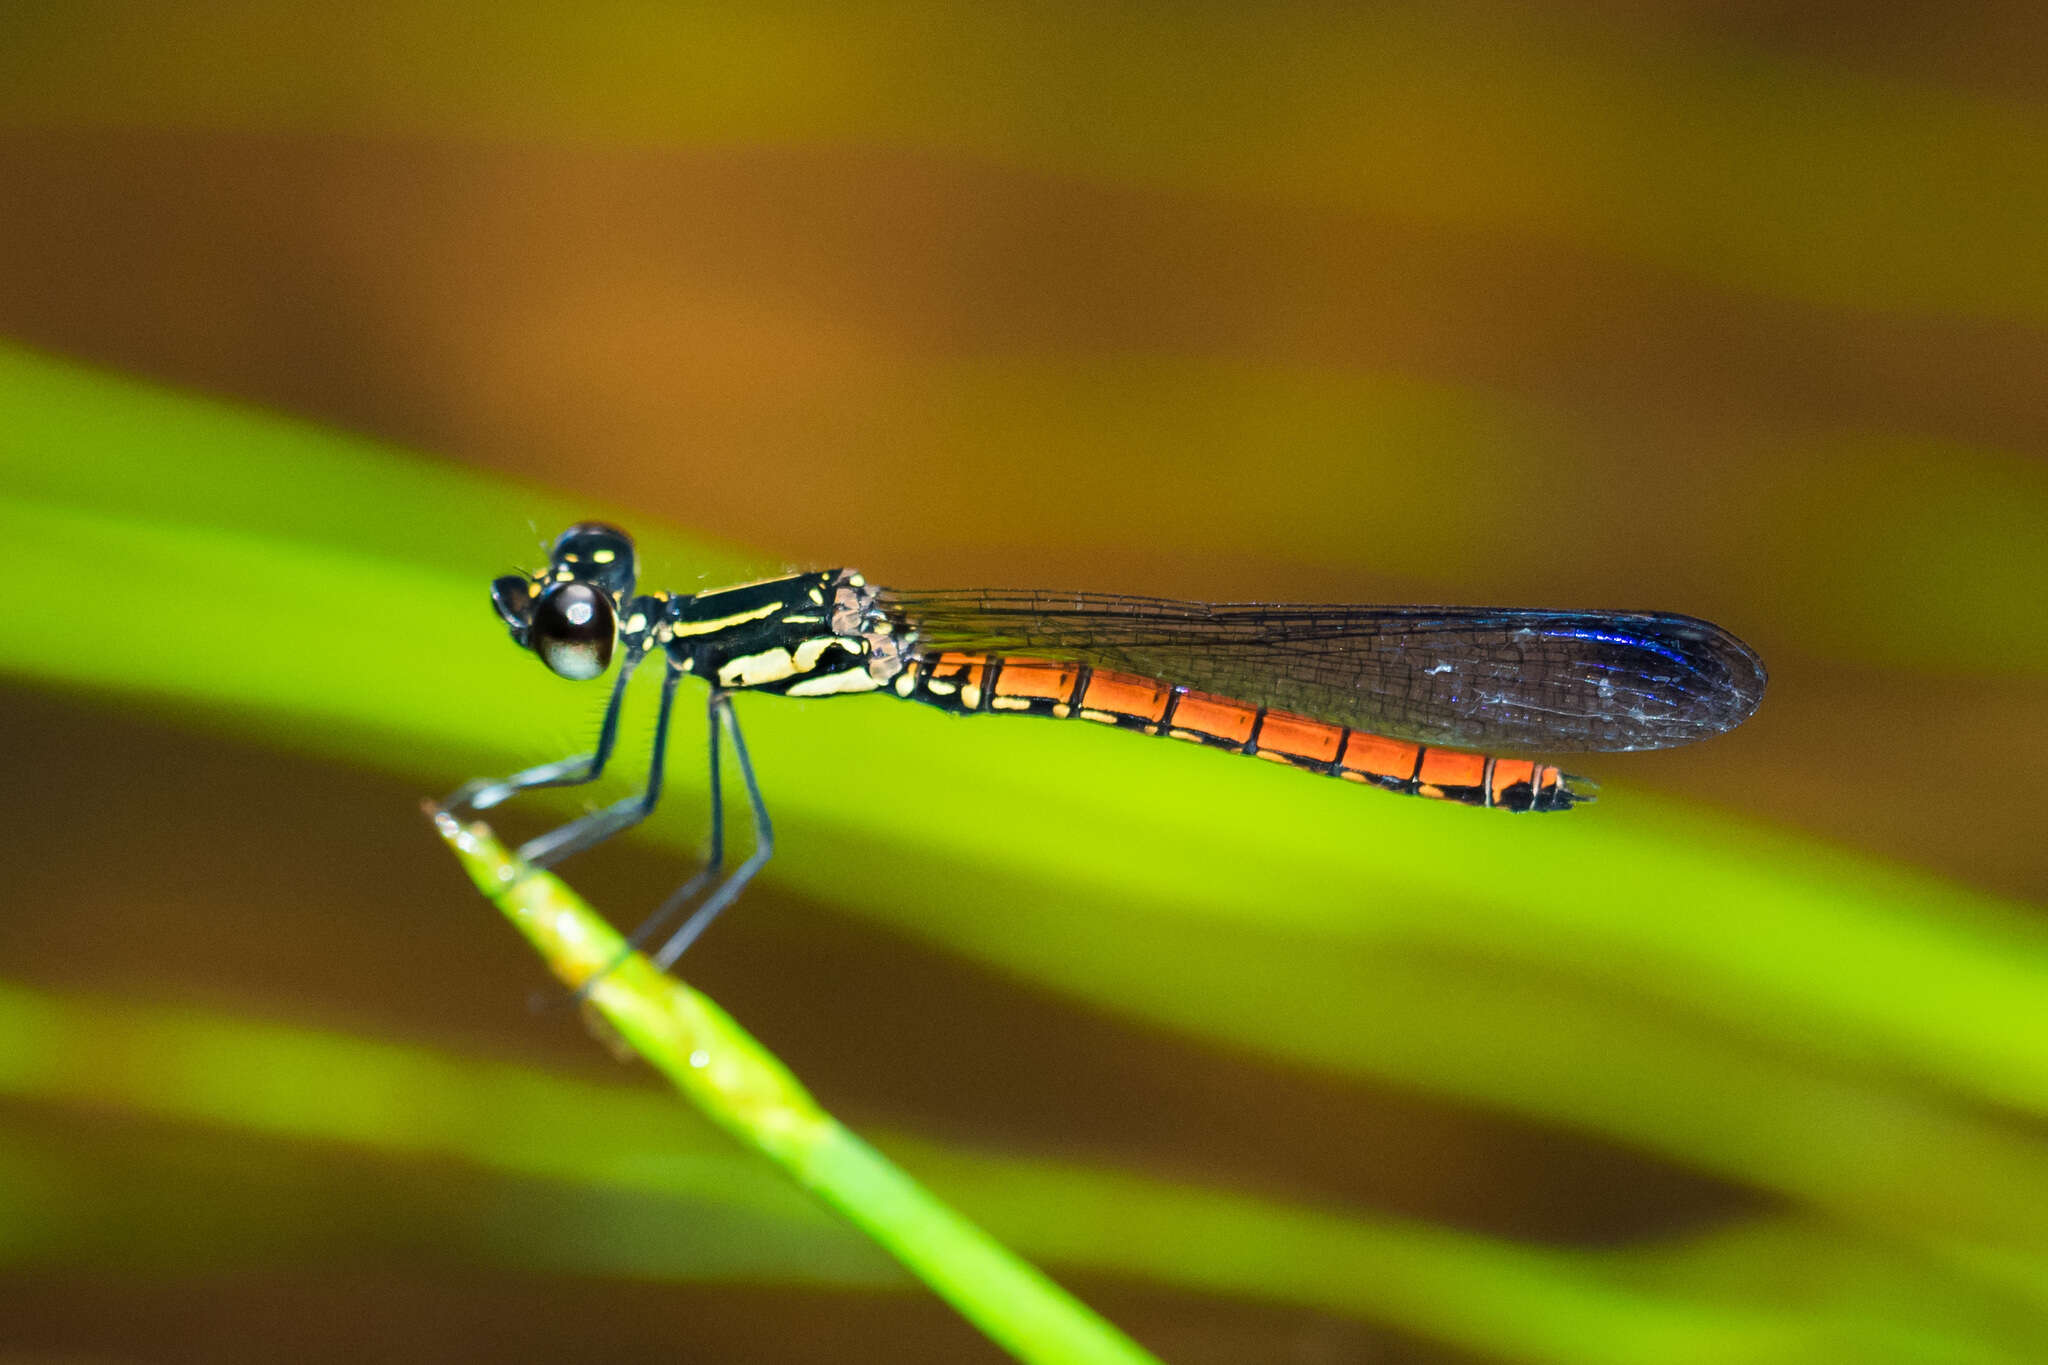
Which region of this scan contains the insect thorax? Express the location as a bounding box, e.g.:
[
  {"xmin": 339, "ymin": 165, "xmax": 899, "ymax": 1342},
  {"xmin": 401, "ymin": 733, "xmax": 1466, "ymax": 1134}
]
[{"xmin": 665, "ymin": 570, "xmax": 912, "ymax": 697}]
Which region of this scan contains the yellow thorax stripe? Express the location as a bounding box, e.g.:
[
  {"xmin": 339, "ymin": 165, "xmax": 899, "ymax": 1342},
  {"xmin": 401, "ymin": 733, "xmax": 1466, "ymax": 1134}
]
[{"xmin": 668, "ymin": 601, "xmax": 782, "ymax": 638}]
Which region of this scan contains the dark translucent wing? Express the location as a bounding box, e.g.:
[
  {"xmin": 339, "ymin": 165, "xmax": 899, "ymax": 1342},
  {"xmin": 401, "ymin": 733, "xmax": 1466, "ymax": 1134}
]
[{"xmin": 878, "ymin": 590, "xmax": 1766, "ymax": 754}]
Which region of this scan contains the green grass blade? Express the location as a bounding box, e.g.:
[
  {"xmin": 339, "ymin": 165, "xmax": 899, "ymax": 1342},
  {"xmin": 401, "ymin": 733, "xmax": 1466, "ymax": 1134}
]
[{"xmin": 429, "ymin": 806, "xmax": 1160, "ymax": 1365}]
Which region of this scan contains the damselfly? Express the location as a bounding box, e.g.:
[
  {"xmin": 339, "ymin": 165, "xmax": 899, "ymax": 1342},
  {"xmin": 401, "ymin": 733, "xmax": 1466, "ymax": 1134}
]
[{"xmin": 446, "ymin": 522, "xmax": 1765, "ymax": 969}]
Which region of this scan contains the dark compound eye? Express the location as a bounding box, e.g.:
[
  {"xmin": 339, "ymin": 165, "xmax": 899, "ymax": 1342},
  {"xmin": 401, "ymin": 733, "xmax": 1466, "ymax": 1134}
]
[
  {"xmin": 530, "ymin": 582, "xmax": 616, "ymax": 680},
  {"xmin": 490, "ymin": 575, "xmax": 538, "ymax": 637}
]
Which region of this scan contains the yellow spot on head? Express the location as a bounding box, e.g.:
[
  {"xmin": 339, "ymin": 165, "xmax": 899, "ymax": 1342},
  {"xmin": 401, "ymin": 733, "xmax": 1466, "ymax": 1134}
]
[{"xmin": 592, "ymin": 548, "xmax": 616, "ymax": 564}]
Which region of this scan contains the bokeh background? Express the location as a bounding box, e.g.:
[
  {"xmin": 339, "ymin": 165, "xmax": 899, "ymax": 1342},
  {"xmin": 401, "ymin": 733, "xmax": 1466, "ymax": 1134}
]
[{"xmin": 4, "ymin": 5, "xmax": 2047, "ymax": 1362}]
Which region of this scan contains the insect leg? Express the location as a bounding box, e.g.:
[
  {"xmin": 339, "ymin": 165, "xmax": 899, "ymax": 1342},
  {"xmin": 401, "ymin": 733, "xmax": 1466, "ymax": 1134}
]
[
  {"xmin": 442, "ymin": 647, "xmax": 643, "ymax": 818},
  {"xmin": 516, "ymin": 656, "xmax": 684, "ymax": 871},
  {"xmin": 646, "ymin": 693, "xmax": 774, "ymax": 970},
  {"xmin": 570, "ymin": 691, "xmax": 733, "ymax": 998}
]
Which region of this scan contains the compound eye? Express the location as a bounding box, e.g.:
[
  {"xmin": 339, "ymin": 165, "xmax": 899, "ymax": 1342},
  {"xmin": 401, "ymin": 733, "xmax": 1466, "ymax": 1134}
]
[
  {"xmin": 531, "ymin": 582, "xmax": 616, "ymax": 680},
  {"xmin": 490, "ymin": 575, "xmax": 537, "ymax": 636}
]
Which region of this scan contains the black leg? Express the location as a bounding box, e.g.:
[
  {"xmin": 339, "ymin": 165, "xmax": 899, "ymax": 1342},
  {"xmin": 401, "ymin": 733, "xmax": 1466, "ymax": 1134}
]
[
  {"xmin": 615, "ymin": 692, "xmax": 734, "ymax": 957},
  {"xmin": 647, "ymin": 694, "xmax": 774, "ymax": 970},
  {"xmin": 570, "ymin": 692, "xmax": 773, "ymax": 997},
  {"xmin": 442, "ymin": 649, "xmax": 643, "ymax": 817},
  {"xmin": 516, "ymin": 657, "xmax": 684, "ymax": 871},
  {"xmin": 569, "ymin": 692, "xmax": 731, "ymax": 1000}
]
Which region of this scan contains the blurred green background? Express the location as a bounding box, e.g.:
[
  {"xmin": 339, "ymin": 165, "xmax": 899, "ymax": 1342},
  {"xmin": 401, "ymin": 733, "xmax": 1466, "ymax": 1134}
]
[{"xmin": 3, "ymin": 4, "xmax": 2047, "ymax": 1362}]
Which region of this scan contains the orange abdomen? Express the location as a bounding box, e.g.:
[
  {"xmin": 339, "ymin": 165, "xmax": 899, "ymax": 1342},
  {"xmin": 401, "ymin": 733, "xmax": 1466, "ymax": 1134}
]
[{"xmin": 897, "ymin": 652, "xmax": 1587, "ymax": 812}]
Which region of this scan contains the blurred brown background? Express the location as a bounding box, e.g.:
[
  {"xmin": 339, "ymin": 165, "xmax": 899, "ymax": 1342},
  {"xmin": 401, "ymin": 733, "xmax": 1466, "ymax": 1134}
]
[{"xmin": 3, "ymin": 4, "xmax": 2046, "ymax": 1361}]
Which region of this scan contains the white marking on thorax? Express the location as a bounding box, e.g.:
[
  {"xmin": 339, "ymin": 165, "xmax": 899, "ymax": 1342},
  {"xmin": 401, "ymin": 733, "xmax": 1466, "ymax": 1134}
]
[
  {"xmin": 786, "ymin": 669, "xmax": 883, "ymax": 697},
  {"xmin": 792, "ymin": 635, "xmax": 845, "ymax": 673},
  {"xmin": 718, "ymin": 648, "xmax": 797, "ymax": 687}
]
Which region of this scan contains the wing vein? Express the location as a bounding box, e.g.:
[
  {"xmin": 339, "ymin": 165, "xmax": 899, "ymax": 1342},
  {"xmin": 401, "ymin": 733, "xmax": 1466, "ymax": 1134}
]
[{"xmin": 878, "ymin": 589, "xmax": 1766, "ymax": 753}]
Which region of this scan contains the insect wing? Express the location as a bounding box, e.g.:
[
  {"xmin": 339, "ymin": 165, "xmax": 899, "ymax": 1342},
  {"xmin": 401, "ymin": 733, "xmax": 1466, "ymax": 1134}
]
[{"xmin": 879, "ymin": 591, "xmax": 1765, "ymax": 754}]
